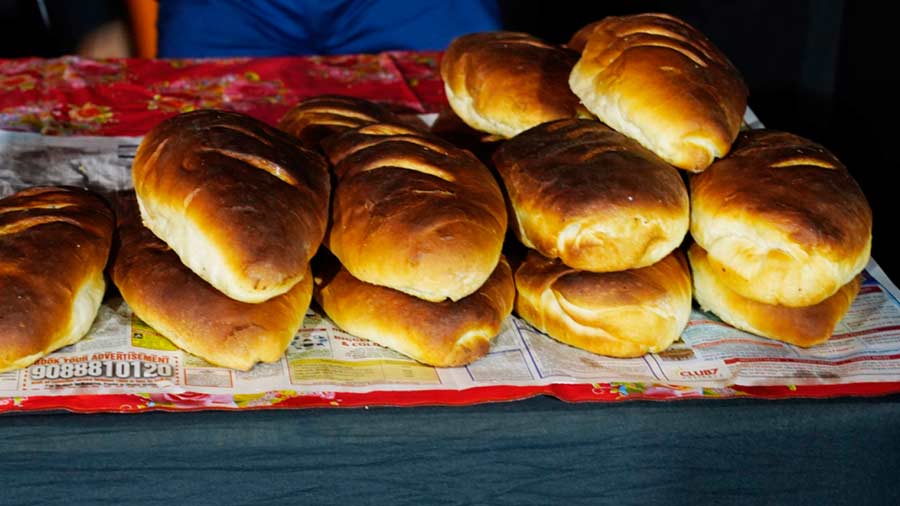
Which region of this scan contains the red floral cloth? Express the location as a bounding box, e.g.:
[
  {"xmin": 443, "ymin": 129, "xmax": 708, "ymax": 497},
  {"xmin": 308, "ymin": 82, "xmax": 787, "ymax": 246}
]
[{"xmin": 0, "ymin": 52, "xmax": 446, "ymax": 136}]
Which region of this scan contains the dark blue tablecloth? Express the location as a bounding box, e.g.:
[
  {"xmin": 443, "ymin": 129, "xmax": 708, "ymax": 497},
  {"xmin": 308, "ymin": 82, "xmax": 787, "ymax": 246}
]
[{"xmin": 3, "ymin": 395, "xmax": 900, "ymax": 505}]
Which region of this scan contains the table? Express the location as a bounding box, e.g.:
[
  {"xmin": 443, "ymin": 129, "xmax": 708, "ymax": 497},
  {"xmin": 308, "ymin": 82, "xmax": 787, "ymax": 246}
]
[
  {"xmin": 2, "ymin": 52, "xmax": 900, "ymax": 505},
  {"xmin": 3, "ymin": 395, "xmax": 900, "ymax": 505}
]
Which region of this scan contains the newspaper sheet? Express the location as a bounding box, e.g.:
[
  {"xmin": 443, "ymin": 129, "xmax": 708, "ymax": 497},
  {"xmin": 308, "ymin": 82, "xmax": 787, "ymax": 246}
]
[{"xmin": 2, "ymin": 121, "xmax": 900, "ymax": 409}]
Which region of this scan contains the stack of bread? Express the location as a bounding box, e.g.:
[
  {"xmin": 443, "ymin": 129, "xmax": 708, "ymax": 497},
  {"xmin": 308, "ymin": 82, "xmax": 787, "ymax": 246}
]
[
  {"xmin": 112, "ymin": 109, "xmax": 331, "ymax": 370},
  {"xmin": 489, "ymin": 118, "xmax": 693, "ymax": 358},
  {"xmin": 1, "ymin": 187, "xmax": 114, "ymax": 372},
  {"xmin": 689, "ymin": 131, "xmax": 871, "ymax": 346},
  {"xmin": 280, "ymin": 97, "xmax": 514, "ymax": 367},
  {"xmin": 1, "ymin": 13, "xmax": 875, "ymax": 375},
  {"xmin": 441, "ymin": 21, "xmax": 719, "ymax": 357},
  {"xmin": 440, "ymin": 13, "xmax": 872, "ymax": 354}
]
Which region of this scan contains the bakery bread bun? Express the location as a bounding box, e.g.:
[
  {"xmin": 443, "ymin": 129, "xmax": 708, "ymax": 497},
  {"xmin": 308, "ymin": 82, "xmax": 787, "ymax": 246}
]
[
  {"xmin": 492, "ymin": 118, "xmax": 688, "ymax": 272},
  {"xmin": 111, "ymin": 193, "xmax": 312, "ymax": 371},
  {"xmin": 315, "ymin": 256, "xmax": 514, "ymax": 367},
  {"xmin": 568, "ymin": 13, "xmax": 747, "ymax": 172},
  {"xmin": 441, "ymin": 32, "xmax": 581, "ymax": 138},
  {"xmin": 322, "ymin": 123, "xmax": 507, "ymax": 302},
  {"xmin": 279, "ymin": 95, "xmax": 426, "ymax": 150},
  {"xmin": 132, "ymin": 110, "xmax": 330, "ymax": 303},
  {"xmin": 691, "ymin": 130, "xmax": 872, "ymax": 307},
  {"xmin": 0, "ymin": 187, "xmax": 114, "ymax": 372},
  {"xmin": 689, "ymin": 244, "xmax": 859, "ymax": 347},
  {"xmin": 514, "ymin": 249, "xmax": 692, "ymax": 357}
]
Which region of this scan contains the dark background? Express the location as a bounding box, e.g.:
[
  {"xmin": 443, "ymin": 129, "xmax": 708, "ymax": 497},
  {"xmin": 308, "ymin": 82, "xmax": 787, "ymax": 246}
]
[
  {"xmin": 0, "ymin": 0, "xmax": 127, "ymax": 56},
  {"xmin": 2, "ymin": 0, "xmax": 898, "ymax": 278}
]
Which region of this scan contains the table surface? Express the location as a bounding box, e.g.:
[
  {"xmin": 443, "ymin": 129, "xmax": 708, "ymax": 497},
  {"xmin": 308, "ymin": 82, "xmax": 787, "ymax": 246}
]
[
  {"xmin": 3, "ymin": 53, "xmax": 900, "ymax": 505},
  {"xmin": 3, "ymin": 394, "xmax": 900, "ymax": 505}
]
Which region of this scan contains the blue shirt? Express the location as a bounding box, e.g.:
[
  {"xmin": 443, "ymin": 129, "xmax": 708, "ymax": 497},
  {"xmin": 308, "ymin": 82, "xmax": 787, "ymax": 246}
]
[{"xmin": 157, "ymin": 0, "xmax": 502, "ymax": 57}]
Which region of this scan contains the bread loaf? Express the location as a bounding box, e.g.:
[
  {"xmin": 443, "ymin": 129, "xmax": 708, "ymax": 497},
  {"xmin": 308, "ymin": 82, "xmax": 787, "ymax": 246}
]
[
  {"xmin": 0, "ymin": 187, "xmax": 114, "ymax": 372},
  {"xmin": 568, "ymin": 13, "xmax": 747, "ymax": 172},
  {"xmin": 132, "ymin": 110, "xmax": 330, "ymax": 303},
  {"xmin": 689, "ymin": 244, "xmax": 859, "ymax": 347},
  {"xmin": 279, "ymin": 95, "xmax": 426, "ymax": 150},
  {"xmin": 322, "ymin": 123, "xmax": 507, "ymax": 302},
  {"xmin": 441, "ymin": 32, "xmax": 581, "ymax": 138},
  {"xmin": 691, "ymin": 130, "xmax": 872, "ymax": 307},
  {"xmin": 515, "ymin": 249, "xmax": 692, "ymax": 357},
  {"xmin": 492, "ymin": 119, "xmax": 689, "ymax": 272},
  {"xmin": 316, "ymin": 256, "xmax": 514, "ymax": 367},
  {"xmin": 111, "ymin": 193, "xmax": 312, "ymax": 371}
]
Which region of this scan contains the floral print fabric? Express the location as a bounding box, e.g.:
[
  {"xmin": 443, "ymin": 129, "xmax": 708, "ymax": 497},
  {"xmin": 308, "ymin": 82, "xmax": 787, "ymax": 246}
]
[{"xmin": 0, "ymin": 52, "xmax": 444, "ymax": 135}]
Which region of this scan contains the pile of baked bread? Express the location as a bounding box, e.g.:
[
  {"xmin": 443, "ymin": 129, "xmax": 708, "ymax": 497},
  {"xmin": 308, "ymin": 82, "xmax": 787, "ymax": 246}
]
[
  {"xmin": 0, "ymin": 13, "xmax": 872, "ymax": 373},
  {"xmin": 1, "ymin": 113, "xmax": 332, "ymax": 372}
]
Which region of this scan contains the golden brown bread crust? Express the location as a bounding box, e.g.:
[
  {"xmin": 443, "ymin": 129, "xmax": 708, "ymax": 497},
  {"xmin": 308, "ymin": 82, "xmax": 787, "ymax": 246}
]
[
  {"xmin": 0, "ymin": 187, "xmax": 114, "ymax": 371},
  {"xmin": 315, "ymin": 257, "xmax": 514, "ymax": 367},
  {"xmin": 278, "ymin": 95, "xmax": 426, "ymax": 150},
  {"xmin": 492, "ymin": 119, "xmax": 689, "ymax": 272},
  {"xmin": 441, "ymin": 31, "xmax": 581, "ymax": 138},
  {"xmin": 110, "ymin": 194, "xmax": 312, "ymax": 371},
  {"xmin": 689, "ymin": 244, "xmax": 859, "ymax": 347},
  {"xmin": 568, "ymin": 13, "xmax": 747, "ymax": 172},
  {"xmin": 566, "ymin": 20, "xmax": 602, "ymax": 52},
  {"xmin": 132, "ymin": 110, "xmax": 330, "ymax": 303},
  {"xmin": 322, "ymin": 123, "xmax": 507, "ymax": 302},
  {"xmin": 514, "ymin": 249, "xmax": 692, "ymax": 358},
  {"xmin": 690, "ymin": 130, "xmax": 872, "ymax": 307}
]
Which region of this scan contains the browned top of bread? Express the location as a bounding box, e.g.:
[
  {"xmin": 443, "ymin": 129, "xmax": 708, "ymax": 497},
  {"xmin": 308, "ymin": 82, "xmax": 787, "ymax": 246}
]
[
  {"xmin": 568, "ymin": 13, "xmax": 747, "ymax": 171},
  {"xmin": 322, "ymin": 123, "xmax": 507, "ymax": 302},
  {"xmin": 279, "ymin": 95, "xmax": 426, "ymax": 150},
  {"xmin": 493, "ymin": 118, "xmax": 688, "ymax": 272},
  {"xmin": 132, "ymin": 110, "xmax": 330, "ymax": 303},
  {"xmin": 514, "ymin": 249, "xmax": 692, "ymax": 357},
  {"xmin": 1, "ymin": 187, "xmax": 114, "ymax": 370},
  {"xmin": 110, "ymin": 193, "xmax": 311, "ymax": 371},
  {"xmin": 315, "ymin": 256, "xmax": 515, "ymax": 367},
  {"xmin": 691, "ymin": 130, "xmax": 872, "ymax": 306},
  {"xmin": 441, "ymin": 31, "xmax": 581, "ymax": 138}
]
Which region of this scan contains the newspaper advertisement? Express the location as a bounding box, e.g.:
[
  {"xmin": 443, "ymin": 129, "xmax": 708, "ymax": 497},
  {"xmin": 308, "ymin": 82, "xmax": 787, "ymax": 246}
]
[{"xmin": 2, "ymin": 125, "xmax": 900, "ymax": 409}]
